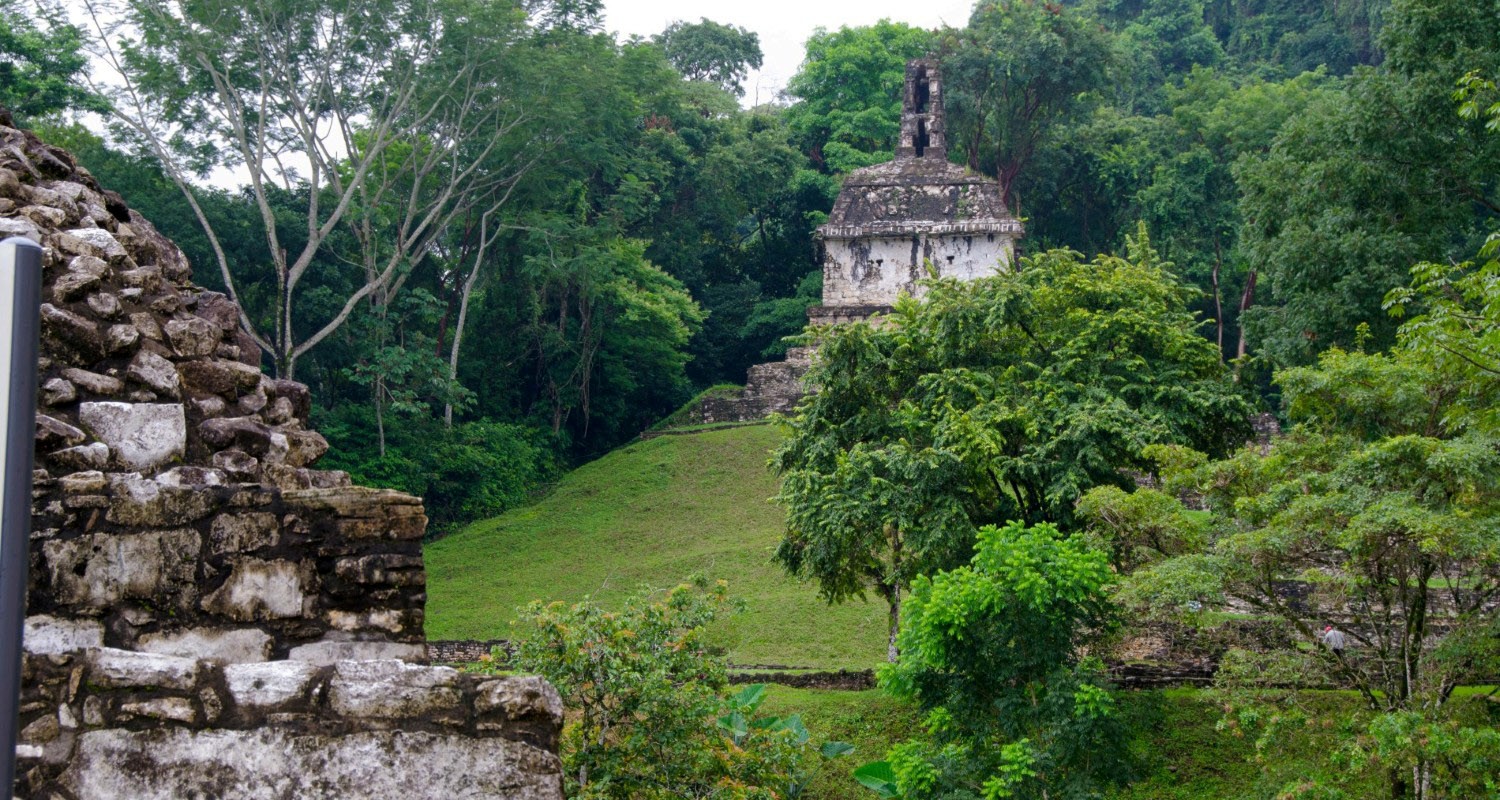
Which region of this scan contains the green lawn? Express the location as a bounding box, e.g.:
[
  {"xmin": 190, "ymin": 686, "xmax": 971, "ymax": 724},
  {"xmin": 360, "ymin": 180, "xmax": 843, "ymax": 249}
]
[{"xmin": 424, "ymin": 424, "xmax": 888, "ymax": 669}]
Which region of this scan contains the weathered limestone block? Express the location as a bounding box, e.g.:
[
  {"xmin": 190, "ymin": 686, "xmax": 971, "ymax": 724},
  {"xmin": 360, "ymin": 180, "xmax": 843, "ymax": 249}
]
[
  {"xmin": 60, "ymin": 367, "xmax": 123, "ymax": 396},
  {"xmin": 209, "ymin": 511, "xmax": 278, "ymax": 555},
  {"xmin": 326, "ymin": 609, "xmax": 409, "ymax": 635},
  {"xmin": 106, "ymin": 472, "xmax": 215, "ymax": 526},
  {"xmin": 201, "ymin": 558, "xmax": 308, "ymax": 620},
  {"xmin": 328, "ymin": 660, "xmax": 461, "ymax": 719},
  {"xmin": 85, "ymin": 291, "xmax": 121, "ymax": 318},
  {"xmin": 87, "ymin": 648, "xmax": 199, "ymax": 691},
  {"xmin": 223, "ymin": 660, "xmax": 319, "ymax": 711},
  {"xmin": 47, "ymin": 442, "xmax": 109, "ymax": 471},
  {"xmin": 0, "ymin": 214, "xmax": 41, "ymax": 242},
  {"xmin": 38, "ymin": 377, "xmax": 76, "ymax": 406},
  {"xmin": 129, "ymin": 311, "xmax": 163, "ymax": 341},
  {"xmin": 178, "ymin": 359, "xmax": 263, "ymax": 397},
  {"xmin": 127, "ymin": 349, "xmax": 182, "ymax": 398},
  {"xmin": 333, "ymin": 554, "xmax": 424, "ymax": 586},
  {"xmin": 34, "ymin": 414, "xmax": 85, "ymax": 448},
  {"xmin": 104, "ymin": 322, "xmax": 140, "ymax": 354},
  {"xmin": 284, "ymin": 430, "xmax": 329, "ymax": 468},
  {"xmin": 39, "ymin": 303, "xmax": 104, "ymax": 364},
  {"xmin": 77, "ymin": 402, "xmax": 186, "ymax": 471},
  {"xmin": 475, "ymin": 676, "xmax": 563, "ymax": 724},
  {"xmin": 57, "ymin": 727, "xmax": 564, "ymax": 800},
  {"xmin": 163, "ymin": 317, "xmax": 220, "ymax": 357},
  {"xmin": 198, "ymin": 416, "xmax": 276, "ymax": 456},
  {"xmin": 138, "ymin": 627, "xmax": 273, "ymax": 663},
  {"xmin": 57, "ymin": 470, "xmax": 107, "ymax": 494},
  {"xmin": 63, "ymin": 227, "xmax": 126, "ymax": 261},
  {"xmin": 23, "ymin": 615, "xmax": 104, "ymax": 655},
  {"xmin": 41, "ymin": 529, "xmax": 201, "ymax": 609},
  {"xmin": 119, "ymin": 697, "xmax": 198, "ymax": 724}
]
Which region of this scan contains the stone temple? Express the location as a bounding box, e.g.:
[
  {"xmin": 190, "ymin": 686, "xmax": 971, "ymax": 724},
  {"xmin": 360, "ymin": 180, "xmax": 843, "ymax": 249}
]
[
  {"xmin": 810, "ymin": 58, "xmax": 1024, "ymax": 325},
  {"xmin": 692, "ymin": 58, "xmax": 1024, "ymax": 422}
]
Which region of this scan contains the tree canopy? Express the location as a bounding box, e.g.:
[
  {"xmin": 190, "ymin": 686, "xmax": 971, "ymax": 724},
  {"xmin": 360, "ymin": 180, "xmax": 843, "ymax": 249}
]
[{"xmin": 774, "ymin": 237, "xmax": 1252, "ymax": 658}]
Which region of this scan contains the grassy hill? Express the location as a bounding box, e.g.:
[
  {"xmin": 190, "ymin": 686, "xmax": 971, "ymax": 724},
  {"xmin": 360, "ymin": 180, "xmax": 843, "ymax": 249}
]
[{"xmin": 424, "ymin": 424, "xmax": 888, "ymax": 669}]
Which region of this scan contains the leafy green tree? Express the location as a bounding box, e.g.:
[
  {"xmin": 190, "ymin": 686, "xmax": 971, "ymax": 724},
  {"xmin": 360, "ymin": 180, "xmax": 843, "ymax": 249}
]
[
  {"xmin": 1104, "ymin": 246, "xmax": 1500, "ymax": 795},
  {"xmin": 512, "ymin": 581, "xmax": 847, "ymax": 799},
  {"xmin": 0, "ymin": 0, "xmax": 104, "ymax": 122},
  {"xmin": 1235, "ymin": 0, "xmax": 1500, "ymax": 364},
  {"xmin": 941, "ymin": 0, "xmax": 1116, "ymax": 210},
  {"xmin": 774, "ymin": 236, "xmax": 1253, "ymax": 660},
  {"xmin": 784, "ymin": 21, "xmax": 935, "ymax": 173},
  {"xmin": 83, "ymin": 0, "xmax": 552, "ymax": 377},
  {"xmin": 855, "ymin": 521, "xmax": 1127, "ymax": 800},
  {"xmin": 1113, "ymin": 344, "xmax": 1500, "ymax": 798},
  {"xmin": 1201, "ymin": 0, "xmax": 1389, "ymax": 76},
  {"xmin": 652, "ymin": 18, "xmax": 763, "ymax": 98}
]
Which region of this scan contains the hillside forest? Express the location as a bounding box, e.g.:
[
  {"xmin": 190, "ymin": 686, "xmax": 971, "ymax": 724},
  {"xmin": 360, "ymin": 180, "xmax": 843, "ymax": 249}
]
[
  {"xmin": 7, "ymin": 0, "xmax": 1494, "ymax": 532},
  {"xmin": 6, "ymin": 0, "xmax": 1500, "ymax": 798}
]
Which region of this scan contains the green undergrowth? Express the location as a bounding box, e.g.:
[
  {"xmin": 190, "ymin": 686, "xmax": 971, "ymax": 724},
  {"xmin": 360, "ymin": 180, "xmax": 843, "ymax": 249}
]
[
  {"xmin": 759, "ymin": 687, "xmax": 1391, "ymax": 800},
  {"xmin": 424, "ymin": 425, "xmax": 887, "ymax": 668}
]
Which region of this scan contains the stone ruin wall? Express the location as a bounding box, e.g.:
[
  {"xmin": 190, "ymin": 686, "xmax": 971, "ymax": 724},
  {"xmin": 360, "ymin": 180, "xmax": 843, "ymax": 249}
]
[
  {"xmin": 1, "ymin": 114, "xmax": 562, "ymax": 798},
  {"xmin": 820, "ymin": 230, "xmax": 1014, "ymax": 309}
]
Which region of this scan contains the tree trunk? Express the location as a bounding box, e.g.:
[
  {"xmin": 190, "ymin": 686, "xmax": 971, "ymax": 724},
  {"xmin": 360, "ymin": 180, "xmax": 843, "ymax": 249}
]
[
  {"xmin": 1211, "ymin": 237, "xmax": 1225, "ymax": 356},
  {"xmin": 886, "ymin": 584, "xmax": 901, "ymax": 663},
  {"xmin": 375, "ymin": 377, "xmax": 386, "ymax": 459},
  {"xmin": 444, "ymin": 215, "xmax": 494, "ymax": 427},
  {"xmin": 1236, "ymin": 269, "xmax": 1258, "ymax": 360}
]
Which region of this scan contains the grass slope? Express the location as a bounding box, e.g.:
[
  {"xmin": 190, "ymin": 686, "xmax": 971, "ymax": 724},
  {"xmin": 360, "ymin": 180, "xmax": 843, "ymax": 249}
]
[{"xmin": 424, "ymin": 424, "xmax": 887, "ymax": 669}]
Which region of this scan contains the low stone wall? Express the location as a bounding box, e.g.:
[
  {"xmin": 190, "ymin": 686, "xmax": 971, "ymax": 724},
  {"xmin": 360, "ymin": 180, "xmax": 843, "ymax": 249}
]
[
  {"xmin": 428, "ymin": 639, "xmax": 513, "ymax": 664},
  {"xmin": 15, "ymin": 649, "xmax": 563, "ymax": 799}
]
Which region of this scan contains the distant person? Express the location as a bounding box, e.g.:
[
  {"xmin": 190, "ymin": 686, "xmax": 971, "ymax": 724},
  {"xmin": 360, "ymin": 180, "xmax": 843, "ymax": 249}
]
[{"xmin": 1322, "ymin": 625, "xmax": 1346, "ymax": 657}]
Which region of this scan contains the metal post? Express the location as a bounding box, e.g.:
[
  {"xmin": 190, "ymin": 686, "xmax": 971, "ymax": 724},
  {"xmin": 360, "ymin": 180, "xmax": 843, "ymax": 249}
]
[{"xmin": 0, "ymin": 236, "xmax": 41, "ymax": 797}]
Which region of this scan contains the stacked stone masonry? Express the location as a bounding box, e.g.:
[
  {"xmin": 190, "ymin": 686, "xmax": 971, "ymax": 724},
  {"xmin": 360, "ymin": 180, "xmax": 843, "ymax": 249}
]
[{"xmin": 2, "ymin": 110, "xmax": 562, "ymax": 798}]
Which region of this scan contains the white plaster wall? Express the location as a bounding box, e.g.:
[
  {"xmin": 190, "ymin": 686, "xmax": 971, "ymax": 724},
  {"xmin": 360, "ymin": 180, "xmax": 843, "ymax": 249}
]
[{"xmin": 823, "ymin": 233, "xmax": 1015, "ymax": 306}]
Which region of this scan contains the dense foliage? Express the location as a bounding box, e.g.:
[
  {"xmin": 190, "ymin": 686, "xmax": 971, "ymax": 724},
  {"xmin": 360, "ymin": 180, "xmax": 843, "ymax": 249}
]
[
  {"xmin": 7, "ymin": 0, "xmax": 1483, "ymax": 518},
  {"xmin": 511, "ymin": 581, "xmax": 848, "ymax": 799},
  {"xmin": 1084, "ymin": 248, "xmax": 1500, "ymax": 799},
  {"xmin": 774, "ymin": 239, "xmax": 1251, "ymax": 658},
  {"xmin": 858, "ymin": 521, "xmax": 1127, "ymax": 800}
]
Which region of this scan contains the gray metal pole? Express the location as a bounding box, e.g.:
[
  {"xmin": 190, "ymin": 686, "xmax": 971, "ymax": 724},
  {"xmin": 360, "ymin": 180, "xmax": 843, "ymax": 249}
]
[{"xmin": 0, "ymin": 237, "xmax": 41, "ymax": 797}]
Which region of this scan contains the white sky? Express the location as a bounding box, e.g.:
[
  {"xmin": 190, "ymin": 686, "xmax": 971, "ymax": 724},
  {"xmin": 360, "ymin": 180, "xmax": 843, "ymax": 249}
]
[{"xmin": 602, "ymin": 1, "xmax": 977, "ymax": 106}]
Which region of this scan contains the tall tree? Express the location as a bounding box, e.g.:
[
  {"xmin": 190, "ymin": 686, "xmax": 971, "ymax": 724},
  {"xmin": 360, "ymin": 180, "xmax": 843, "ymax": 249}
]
[
  {"xmin": 0, "ymin": 0, "xmax": 104, "ymax": 122},
  {"xmin": 941, "ymin": 0, "xmax": 1116, "ymax": 210},
  {"xmin": 784, "ymin": 21, "xmax": 935, "ymax": 174},
  {"xmin": 652, "ymin": 18, "xmax": 763, "ymax": 98},
  {"xmin": 80, "ymin": 0, "xmax": 549, "ymax": 378},
  {"xmin": 1234, "ymin": 0, "xmax": 1500, "ymax": 364},
  {"xmin": 857, "ymin": 521, "xmax": 1127, "ymax": 800}
]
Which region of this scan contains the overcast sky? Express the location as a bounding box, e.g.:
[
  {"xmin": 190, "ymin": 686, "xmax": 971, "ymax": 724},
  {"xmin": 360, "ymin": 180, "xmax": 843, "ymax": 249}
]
[{"xmin": 601, "ymin": 1, "xmax": 976, "ymax": 105}]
